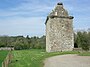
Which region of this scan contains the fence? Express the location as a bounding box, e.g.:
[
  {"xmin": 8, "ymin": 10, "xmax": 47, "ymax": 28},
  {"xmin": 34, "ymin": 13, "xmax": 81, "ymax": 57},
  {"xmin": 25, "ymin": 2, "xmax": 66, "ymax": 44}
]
[{"xmin": 2, "ymin": 51, "xmax": 12, "ymax": 67}]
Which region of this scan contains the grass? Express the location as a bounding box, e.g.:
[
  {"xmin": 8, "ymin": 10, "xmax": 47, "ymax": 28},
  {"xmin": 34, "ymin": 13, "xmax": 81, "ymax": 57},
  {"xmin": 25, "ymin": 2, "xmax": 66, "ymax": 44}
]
[
  {"xmin": 79, "ymin": 52, "xmax": 90, "ymax": 56},
  {"xmin": 9, "ymin": 49, "xmax": 79, "ymax": 67},
  {"xmin": 9, "ymin": 49, "xmax": 90, "ymax": 67},
  {"xmin": 0, "ymin": 50, "xmax": 9, "ymax": 67},
  {"xmin": 0, "ymin": 50, "xmax": 89, "ymax": 67}
]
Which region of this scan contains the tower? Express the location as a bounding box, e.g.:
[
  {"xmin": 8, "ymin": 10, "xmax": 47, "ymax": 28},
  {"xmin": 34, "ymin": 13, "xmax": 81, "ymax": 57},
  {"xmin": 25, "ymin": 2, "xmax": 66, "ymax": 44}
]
[{"xmin": 45, "ymin": 3, "xmax": 74, "ymax": 52}]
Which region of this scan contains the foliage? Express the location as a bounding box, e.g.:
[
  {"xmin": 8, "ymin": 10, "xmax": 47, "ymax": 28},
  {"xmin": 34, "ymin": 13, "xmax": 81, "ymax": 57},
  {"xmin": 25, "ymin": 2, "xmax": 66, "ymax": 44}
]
[
  {"xmin": 0, "ymin": 30, "xmax": 90, "ymax": 51},
  {"xmin": 0, "ymin": 35, "xmax": 46, "ymax": 50},
  {"xmin": 74, "ymin": 31, "xmax": 90, "ymax": 51}
]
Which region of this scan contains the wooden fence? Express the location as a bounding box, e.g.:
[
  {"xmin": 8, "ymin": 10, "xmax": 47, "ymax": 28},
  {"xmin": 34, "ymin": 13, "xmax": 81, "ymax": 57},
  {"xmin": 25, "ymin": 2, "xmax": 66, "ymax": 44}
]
[{"xmin": 2, "ymin": 51, "xmax": 12, "ymax": 67}]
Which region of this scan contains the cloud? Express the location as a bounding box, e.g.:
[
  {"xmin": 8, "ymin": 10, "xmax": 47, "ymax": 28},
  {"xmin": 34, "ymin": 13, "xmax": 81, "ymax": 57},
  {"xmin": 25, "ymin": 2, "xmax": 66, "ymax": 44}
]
[
  {"xmin": 0, "ymin": 0, "xmax": 90, "ymax": 36},
  {"xmin": 0, "ymin": 0, "xmax": 53, "ymax": 17},
  {"xmin": 0, "ymin": 16, "xmax": 46, "ymax": 36}
]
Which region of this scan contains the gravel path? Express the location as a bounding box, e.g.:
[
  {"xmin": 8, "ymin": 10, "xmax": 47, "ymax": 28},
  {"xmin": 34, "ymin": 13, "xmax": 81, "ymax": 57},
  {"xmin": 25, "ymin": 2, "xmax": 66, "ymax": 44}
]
[{"xmin": 44, "ymin": 54, "xmax": 90, "ymax": 67}]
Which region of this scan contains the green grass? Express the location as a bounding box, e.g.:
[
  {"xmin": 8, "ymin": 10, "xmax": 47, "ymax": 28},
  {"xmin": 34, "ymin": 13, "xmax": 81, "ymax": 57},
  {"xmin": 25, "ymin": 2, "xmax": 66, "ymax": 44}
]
[
  {"xmin": 79, "ymin": 52, "xmax": 90, "ymax": 56},
  {"xmin": 0, "ymin": 50, "xmax": 9, "ymax": 67},
  {"xmin": 1, "ymin": 50, "xmax": 89, "ymax": 67},
  {"xmin": 9, "ymin": 49, "xmax": 79, "ymax": 67}
]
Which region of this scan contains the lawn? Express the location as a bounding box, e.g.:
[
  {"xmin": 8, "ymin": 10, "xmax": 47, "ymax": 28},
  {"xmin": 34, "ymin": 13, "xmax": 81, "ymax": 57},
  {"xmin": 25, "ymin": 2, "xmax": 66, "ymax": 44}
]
[
  {"xmin": 9, "ymin": 49, "xmax": 79, "ymax": 67},
  {"xmin": 79, "ymin": 52, "xmax": 90, "ymax": 56},
  {"xmin": 0, "ymin": 50, "xmax": 9, "ymax": 67}
]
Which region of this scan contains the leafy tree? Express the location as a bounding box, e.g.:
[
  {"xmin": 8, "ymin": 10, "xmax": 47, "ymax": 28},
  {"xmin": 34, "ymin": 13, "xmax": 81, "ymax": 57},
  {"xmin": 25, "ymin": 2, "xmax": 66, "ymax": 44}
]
[
  {"xmin": 0, "ymin": 35, "xmax": 46, "ymax": 50},
  {"xmin": 75, "ymin": 31, "xmax": 90, "ymax": 51}
]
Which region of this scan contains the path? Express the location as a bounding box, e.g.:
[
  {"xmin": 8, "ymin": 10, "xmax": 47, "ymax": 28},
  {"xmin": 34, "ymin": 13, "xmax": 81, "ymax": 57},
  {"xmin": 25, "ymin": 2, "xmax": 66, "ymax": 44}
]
[{"xmin": 44, "ymin": 54, "xmax": 90, "ymax": 67}]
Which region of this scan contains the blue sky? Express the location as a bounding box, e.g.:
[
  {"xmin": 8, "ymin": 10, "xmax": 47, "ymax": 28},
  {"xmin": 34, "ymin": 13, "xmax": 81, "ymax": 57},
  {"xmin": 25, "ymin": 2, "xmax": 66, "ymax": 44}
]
[{"xmin": 0, "ymin": 0, "xmax": 90, "ymax": 36}]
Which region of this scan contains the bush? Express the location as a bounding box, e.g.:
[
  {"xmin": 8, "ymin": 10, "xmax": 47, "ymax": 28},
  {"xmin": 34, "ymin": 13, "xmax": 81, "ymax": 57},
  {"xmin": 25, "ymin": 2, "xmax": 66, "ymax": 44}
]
[{"xmin": 75, "ymin": 31, "xmax": 90, "ymax": 51}]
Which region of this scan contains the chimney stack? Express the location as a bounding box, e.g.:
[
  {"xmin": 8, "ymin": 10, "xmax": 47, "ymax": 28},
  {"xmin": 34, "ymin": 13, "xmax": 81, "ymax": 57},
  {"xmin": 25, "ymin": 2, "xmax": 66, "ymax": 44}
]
[{"xmin": 57, "ymin": 2, "xmax": 63, "ymax": 5}]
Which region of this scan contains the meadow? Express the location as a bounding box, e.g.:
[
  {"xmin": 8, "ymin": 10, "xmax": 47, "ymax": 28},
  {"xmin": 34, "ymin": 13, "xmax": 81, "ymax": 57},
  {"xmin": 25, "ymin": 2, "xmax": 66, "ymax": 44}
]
[
  {"xmin": 0, "ymin": 49, "xmax": 89, "ymax": 67},
  {"xmin": 9, "ymin": 49, "xmax": 80, "ymax": 67},
  {"xmin": 0, "ymin": 50, "xmax": 9, "ymax": 67}
]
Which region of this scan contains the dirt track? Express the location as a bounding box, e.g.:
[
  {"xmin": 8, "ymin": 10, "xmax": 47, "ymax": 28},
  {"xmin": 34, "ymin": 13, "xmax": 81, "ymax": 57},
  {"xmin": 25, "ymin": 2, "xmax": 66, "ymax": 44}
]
[{"xmin": 44, "ymin": 54, "xmax": 90, "ymax": 67}]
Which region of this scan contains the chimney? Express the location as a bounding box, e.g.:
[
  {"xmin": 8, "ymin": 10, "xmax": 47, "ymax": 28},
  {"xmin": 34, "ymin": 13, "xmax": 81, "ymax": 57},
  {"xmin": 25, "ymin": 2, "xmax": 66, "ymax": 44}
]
[
  {"xmin": 57, "ymin": 2, "xmax": 63, "ymax": 5},
  {"xmin": 57, "ymin": 2, "xmax": 63, "ymax": 7}
]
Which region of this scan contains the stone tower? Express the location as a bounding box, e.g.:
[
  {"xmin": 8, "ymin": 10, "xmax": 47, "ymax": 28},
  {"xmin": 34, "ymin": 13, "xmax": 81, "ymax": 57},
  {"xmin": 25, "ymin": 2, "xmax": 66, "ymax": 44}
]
[{"xmin": 45, "ymin": 3, "xmax": 74, "ymax": 52}]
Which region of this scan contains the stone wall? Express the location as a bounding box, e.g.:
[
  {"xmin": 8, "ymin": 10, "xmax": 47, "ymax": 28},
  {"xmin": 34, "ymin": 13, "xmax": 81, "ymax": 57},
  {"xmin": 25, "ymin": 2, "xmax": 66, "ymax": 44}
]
[
  {"xmin": 46, "ymin": 3, "xmax": 74, "ymax": 52},
  {"xmin": 0, "ymin": 47, "xmax": 14, "ymax": 51}
]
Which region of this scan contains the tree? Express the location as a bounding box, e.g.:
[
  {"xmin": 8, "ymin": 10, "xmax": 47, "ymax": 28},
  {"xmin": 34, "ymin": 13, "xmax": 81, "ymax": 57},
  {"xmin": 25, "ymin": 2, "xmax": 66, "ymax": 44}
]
[
  {"xmin": 0, "ymin": 35, "xmax": 46, "ymax": 50},
  {"xmin": 76, "ymin": 31, "xmax": 90, "ymax": 51}
]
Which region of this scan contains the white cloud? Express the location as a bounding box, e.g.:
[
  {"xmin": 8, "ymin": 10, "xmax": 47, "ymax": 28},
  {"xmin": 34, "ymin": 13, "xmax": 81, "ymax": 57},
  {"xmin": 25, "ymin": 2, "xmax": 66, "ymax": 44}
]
[
  {"xmin": 0, "ymin": 0, "xmax": 90, "ymax": 36},
  {"xmin": 0, "ymin": 16, "xmax": 46, "ymax": 36},
  {"xmin": 0, "ymin": 1, "xmax": 53, "ymax": 17}
]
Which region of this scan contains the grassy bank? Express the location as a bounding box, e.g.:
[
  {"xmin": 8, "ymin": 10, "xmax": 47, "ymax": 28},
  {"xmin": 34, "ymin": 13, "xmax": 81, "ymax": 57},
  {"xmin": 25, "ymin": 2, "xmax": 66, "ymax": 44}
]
[
  {"xmin": 0, "ymin": 50, "xmax": 9, "ymax": 67},
  {"xmin": 9, "ymin": 49, "xmax": 79, "ymax": 67},
  {"xmin": 79, "ymin": 52, "xmax": 90, "ymax": 56},
  {"xmin": 9, "ymin": 49, "xmax": 90, "ymax": 67}
]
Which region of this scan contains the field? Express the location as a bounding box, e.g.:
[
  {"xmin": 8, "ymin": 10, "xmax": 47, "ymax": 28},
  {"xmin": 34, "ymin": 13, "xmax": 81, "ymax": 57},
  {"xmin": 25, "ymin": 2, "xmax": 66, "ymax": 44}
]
[
  {"xmin": 9, "ymin": 49, "xmax": 90, "ymax": 67},
  {"xmin": 9, "ymin": 49, "xmax": 79, "ymax": 67},
  {"xmin": 0, "ymin": 50, "xmax": 9, "ymax": 67}
]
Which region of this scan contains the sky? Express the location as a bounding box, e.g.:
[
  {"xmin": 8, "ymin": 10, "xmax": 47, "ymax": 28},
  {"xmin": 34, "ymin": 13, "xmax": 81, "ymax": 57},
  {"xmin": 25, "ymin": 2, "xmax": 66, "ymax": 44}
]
[{"xmin": 0, "ymin": 0, "xmax": 90, "ymax": 37}]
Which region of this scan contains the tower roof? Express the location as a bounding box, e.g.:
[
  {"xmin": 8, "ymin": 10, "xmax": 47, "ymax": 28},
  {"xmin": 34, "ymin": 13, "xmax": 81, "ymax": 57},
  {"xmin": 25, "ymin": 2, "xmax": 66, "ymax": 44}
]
[
  {"xmin": 49, "ymin": 2, "xmax": 68, "ymax": 17},
  {"xmin": 45, "ymin": 2, "xmax": 74, "ymax": 24}
]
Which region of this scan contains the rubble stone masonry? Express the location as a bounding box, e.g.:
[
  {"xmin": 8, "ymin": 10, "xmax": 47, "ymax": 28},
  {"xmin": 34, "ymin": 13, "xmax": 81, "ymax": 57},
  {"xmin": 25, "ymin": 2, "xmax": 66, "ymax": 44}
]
[{"xmin": 45, "ymin": 3, "xmax": 74, "ymax": 52}]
